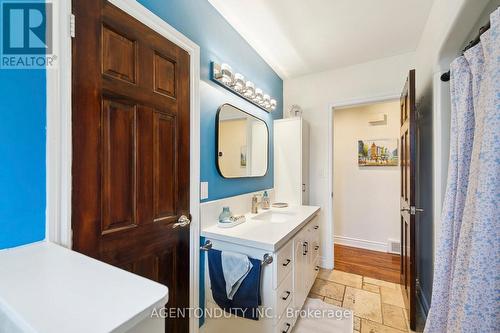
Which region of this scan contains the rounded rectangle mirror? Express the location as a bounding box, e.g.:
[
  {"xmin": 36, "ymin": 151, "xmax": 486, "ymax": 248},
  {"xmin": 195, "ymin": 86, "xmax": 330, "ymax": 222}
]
[{"xmin": 216, "ymin": 104, "xmax": 269, "ymax": 178}]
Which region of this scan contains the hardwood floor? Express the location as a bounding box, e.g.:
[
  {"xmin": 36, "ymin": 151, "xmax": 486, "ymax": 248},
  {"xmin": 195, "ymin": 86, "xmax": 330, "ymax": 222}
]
[{"xmin": 334, "ymin": 244, "xmax": 401, "ymax": 284}]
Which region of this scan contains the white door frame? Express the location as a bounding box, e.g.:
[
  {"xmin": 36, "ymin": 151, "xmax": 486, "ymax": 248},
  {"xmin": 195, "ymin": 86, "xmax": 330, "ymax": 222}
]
[
  {"xmin": 46, "ymin": 1, "xmax": 201, "ymax": 332},
  {"xmin": 327, "ymin": 93, "xmax": 400, "ymax": 259}
]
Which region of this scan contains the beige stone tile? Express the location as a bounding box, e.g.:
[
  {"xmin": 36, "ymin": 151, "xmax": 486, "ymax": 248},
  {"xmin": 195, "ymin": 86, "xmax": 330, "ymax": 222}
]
[
  {"xmin": 311, "ymin": 279, "xmax": 345, "ymax": 301},
  {"xmin": 382, "ymin": 303, "xmax": 407, "ymax": 331},
  {"xmin": 364, "ymin": 277, "xmax": 401, "ymax": 290},
  {"xmin": 380, "ymin": 287, "xmax": 406, "ymax": 308},
  {"xmin": 324, "ymin": 297, "xmax": 342, "ymax": 307},
  {"xmin": 308, "ymin": 292, "xmax": 324, "ymax": 301},
  {"xmin": 361, "ymin": 319, "xmax": 407, "ymax": 333},
  {"xmin": 342, "ymin": 287, "xmax": 382, "ymax": 323},
  {"xmin": 318, "ymin": 269, "xmax": 363, "ymax": 289},
  {"xmin": 363, "ymin": 283, "xmax": 380, "ymax": 293},
  {"xmin": 354, "ymin": 316, "xmax": 361, "ymax": 331}
]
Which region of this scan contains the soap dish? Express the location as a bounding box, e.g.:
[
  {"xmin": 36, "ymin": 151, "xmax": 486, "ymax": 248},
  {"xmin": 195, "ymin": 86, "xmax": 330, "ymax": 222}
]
[
  {"xmin": 272, "ymin": 202, "xmax": 289, "ymax": 208},
  {"xmin": 217, "ymin": 215, "xmax": 246, "ymax": 228}
]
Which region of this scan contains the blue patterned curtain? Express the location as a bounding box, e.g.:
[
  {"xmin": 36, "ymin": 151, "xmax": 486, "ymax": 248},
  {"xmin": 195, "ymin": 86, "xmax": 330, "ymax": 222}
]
[{"xmin": 424, "ymin": 7, "xmax": 500, "ymax": 333}]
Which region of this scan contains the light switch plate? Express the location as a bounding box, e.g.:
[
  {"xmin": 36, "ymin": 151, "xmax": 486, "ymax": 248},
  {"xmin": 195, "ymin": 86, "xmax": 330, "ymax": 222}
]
[{"xmin": 200, "ymin": 182, "xmax": 208, "ymax": 200}]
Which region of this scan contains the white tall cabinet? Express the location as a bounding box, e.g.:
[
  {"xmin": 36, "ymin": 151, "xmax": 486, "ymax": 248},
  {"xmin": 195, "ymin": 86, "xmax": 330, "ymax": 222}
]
[{"xmin": 274, "ymin": 117, "xmax": 309, "ymax": 206}]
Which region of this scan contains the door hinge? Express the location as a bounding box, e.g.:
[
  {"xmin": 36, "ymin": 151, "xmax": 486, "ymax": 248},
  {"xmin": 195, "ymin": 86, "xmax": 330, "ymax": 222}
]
[
  {"xmin": 410, "ymin": 206, "xmax": 424, "ymax": 215},
  {"xmin": 70, "ymin": 14, "xmax": 76, "ymax": 38}
]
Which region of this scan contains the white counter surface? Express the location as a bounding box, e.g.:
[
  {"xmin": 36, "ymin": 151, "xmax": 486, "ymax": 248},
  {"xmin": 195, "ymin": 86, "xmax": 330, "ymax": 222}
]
[
  {"xmin": 0, "ymin": 241, "xmax": 168, "ymax": 333},
  {"xmin": 201, "ymin": 205, "xmax": 320, "ymax": 252}
]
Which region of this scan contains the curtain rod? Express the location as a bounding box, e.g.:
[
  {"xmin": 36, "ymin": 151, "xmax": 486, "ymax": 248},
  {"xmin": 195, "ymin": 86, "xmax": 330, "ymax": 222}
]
[{"xmin": 440, "ymin": 21, "xmax": 491, "ymax": 82}]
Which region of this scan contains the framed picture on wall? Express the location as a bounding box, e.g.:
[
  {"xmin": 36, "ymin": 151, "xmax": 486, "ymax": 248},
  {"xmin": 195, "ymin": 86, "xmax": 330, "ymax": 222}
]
[{"xmin": 358, "ymin": 139, "xmax": 398, "ymax": 166}]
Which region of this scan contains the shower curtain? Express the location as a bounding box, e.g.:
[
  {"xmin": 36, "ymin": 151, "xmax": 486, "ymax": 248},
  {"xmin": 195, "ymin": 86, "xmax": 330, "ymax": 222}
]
[{"xmin": 424, "ymin": 7, "xmax": 500, "ymax": 333}]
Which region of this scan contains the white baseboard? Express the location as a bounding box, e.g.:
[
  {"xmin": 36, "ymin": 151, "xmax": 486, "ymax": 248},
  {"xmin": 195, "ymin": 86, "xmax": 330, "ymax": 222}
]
[{"xmin": 334, "ymin": 236, "xmax": 388, "ymax": 253}]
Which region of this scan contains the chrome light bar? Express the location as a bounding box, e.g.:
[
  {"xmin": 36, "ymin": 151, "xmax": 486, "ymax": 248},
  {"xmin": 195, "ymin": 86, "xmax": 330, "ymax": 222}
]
[{"xmin": 212, "ymin": 62, "xmax": 277, "ymax": 113}]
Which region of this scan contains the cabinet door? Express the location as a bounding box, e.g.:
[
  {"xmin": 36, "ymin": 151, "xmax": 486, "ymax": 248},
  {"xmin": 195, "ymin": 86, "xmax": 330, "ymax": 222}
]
[{"xmin": 293, "ymin": 237, "xmax": 307, "ymax": 309}]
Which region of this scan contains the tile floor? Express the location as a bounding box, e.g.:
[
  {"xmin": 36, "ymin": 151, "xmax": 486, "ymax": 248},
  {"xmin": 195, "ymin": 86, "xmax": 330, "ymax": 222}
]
[{"xmin": 309, "ymin": 269, "xmax": 418, "ymax": 333}]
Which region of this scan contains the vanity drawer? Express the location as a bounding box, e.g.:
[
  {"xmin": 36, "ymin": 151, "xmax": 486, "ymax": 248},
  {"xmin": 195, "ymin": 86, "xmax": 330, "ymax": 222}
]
[
  {"xmin": 275, "ymin": 272, "xmax": 293, "ymax": 320},
  {"xmin": 274, "ymin": 241, "xmax": 293, "ymax": 289}
]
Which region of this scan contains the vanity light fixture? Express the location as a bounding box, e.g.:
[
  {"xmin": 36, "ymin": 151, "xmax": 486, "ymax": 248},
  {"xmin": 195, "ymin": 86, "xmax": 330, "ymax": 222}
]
[{"xmin": 211, "ymin": 61, "xmax": 278, "ymax": 112}]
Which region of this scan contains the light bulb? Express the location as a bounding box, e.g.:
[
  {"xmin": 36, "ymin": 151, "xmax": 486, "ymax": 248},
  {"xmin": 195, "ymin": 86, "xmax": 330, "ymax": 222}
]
[
  {"xmin": 254, "ymin": 88, "xmax": 263, "ymax": 103},
  {"xmin": 220, "ymin": 63, "xmax": 233, "ymax": 86},
  {"xmin": 233, "ymin": 73, "xmax": 245, "ymax": 92},
  {"xmin": 243, "ymin": 81, "xmax": 255, "ymax": 98}
]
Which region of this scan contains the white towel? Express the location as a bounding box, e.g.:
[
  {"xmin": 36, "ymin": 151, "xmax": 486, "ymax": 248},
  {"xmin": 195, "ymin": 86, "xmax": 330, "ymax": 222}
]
[{"xmin": 221, "ymin": 251, "xmax": 253, "ymax": 300}]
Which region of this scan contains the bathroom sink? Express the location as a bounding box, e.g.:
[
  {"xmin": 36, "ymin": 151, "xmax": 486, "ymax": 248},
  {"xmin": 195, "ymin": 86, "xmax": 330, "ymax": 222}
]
[{"xmin": 252, "ymin": 210, "xmax": 296, "ymax": 223}]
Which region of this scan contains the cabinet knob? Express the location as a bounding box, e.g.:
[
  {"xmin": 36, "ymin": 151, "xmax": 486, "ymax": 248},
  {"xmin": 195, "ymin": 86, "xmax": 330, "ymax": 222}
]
[
  {"xmin": 314, "ymin": 225, "xmax": 319, "ymax": 230},
  {"xmin": 282, "ymin": 323, "xmax": 291, "ymax": 333},
  {"xmin": 282, "ymin": 259, "xmax": 291, "ymax": 267}
]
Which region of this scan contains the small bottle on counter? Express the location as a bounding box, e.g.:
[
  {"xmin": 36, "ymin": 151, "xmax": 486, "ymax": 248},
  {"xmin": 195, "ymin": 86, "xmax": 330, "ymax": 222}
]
[
  {"xmin": 261, "ymin": 191, "xmax": 270, "ymax": 210},
  {"xmin": 218, "ymin": 206, "xmax": 232, "ymax": 223}
]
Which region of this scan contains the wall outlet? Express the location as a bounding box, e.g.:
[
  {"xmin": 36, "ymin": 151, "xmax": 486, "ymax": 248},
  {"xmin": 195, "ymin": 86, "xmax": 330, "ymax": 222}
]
[{"xmin": 200, "ymin": 182, "xmax": 208, "ymax": 200}]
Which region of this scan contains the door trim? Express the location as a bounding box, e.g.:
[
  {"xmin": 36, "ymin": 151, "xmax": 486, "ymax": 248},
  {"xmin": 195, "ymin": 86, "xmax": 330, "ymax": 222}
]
[
  {"xmin": 46, "ymin": 1, "xmax": 201, "ymax": 332},
  {"xmin": 327, "ymin": 93, "xmax": 400, "ymax": 269}
]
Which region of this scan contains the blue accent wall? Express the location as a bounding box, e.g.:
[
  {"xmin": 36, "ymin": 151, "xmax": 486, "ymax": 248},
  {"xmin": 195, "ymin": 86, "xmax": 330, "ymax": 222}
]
[
  {"xmin": 0, "ymin": 68, "xmax": 46, "ymax": 249},
  {"xmin": 137, "ymin": 0, "xmax": 283, "ymax": 202},
  {"xmin": 0, "ymin": 0, "xmax": 46, "ymax": 249}
]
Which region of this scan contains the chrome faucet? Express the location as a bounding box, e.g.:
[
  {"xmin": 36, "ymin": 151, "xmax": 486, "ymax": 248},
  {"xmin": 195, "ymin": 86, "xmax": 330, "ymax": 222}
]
[{"xmin": 251, "ymin": 195, "xmax": 259, "ymax": 214}]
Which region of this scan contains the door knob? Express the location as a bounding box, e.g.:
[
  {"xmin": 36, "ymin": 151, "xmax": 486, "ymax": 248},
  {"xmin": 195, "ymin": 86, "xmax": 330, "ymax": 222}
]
[{"xmin": 173, "ymin": 215, "xmax": 191, "ymax": 228}]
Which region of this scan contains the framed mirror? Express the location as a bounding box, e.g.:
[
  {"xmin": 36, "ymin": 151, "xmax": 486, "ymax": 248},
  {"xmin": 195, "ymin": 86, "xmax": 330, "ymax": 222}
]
[{"xmin": 216, "ymin": 104, "xmax": 269, "ymax": 178}]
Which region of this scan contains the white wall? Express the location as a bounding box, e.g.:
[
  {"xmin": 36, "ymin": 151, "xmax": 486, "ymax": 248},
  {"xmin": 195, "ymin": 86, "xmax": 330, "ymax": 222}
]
[
  {"xmin": 333, "ymin": 101, "xmax": 401, "ymax": 252},
  {"xmin": 284, "ymin": 51, "xmax": 415, "ymax": 267}
]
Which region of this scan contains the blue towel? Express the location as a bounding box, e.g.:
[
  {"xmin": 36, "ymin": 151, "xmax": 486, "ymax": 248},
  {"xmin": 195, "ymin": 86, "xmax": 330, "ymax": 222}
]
[{"xmin": 207, "ymin": 249, "xmax": 262, "ymax": 320}]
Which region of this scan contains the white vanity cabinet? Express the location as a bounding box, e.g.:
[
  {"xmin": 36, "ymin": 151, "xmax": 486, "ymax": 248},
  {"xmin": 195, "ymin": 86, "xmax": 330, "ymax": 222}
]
[{"xmin": 201, "ymin": 207, "xmax": 320, "ymax": 333}]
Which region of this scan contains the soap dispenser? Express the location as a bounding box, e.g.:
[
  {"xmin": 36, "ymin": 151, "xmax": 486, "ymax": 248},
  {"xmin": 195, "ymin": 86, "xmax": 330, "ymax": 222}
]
[{"xmin": 261, "ymin": 191, "xmax": 270, "ymax": 210}]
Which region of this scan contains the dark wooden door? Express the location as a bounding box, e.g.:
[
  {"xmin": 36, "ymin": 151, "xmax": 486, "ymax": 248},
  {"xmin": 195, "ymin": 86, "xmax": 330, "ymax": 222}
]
[
  {"xmin": 72, "ymin": 1, "xmax": 190, "ymax": 332},
  {"xmin": 400, "ymin": 69, "xmax": 417, "ymax": 330}
]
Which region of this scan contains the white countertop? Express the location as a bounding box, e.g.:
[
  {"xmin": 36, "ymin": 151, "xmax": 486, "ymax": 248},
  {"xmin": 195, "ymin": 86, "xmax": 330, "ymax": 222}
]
[
  {"xmin": 201, "ymin": 205, "xmax": 320, "ymax": 252},
  {"xmin": 0, "ymin": 241, "xmax": 168, "ymax": 333}
]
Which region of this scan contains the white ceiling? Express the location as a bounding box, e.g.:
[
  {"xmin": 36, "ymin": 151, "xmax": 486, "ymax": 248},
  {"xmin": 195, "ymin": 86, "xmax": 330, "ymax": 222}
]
[{"xmin": 208, "ymin": 0, "xmax": 434, "ymax": 78}]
